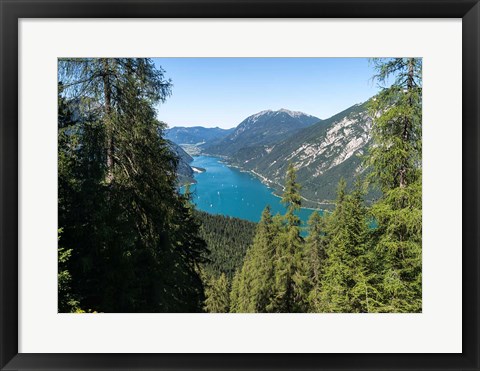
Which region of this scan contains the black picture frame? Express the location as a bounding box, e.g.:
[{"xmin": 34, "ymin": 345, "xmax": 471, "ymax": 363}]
[{"xmin": 1, "ymin": 1, "xmax": 479, "ymax": 370}]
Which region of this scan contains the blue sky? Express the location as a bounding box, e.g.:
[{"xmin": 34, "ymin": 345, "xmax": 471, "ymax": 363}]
[{"xmin": 153, "ymin": 58, "xmax": 380, "ymax": 129}]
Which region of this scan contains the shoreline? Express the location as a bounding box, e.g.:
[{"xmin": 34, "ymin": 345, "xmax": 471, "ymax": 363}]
[{"xmin": 192, "ymin": 154, "xmax": 335, "ymax": 213}]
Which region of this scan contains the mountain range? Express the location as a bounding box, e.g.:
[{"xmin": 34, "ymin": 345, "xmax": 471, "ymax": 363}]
[
  {"xmin": 166, "ymin": 103, "xmax": 373, "ymax": 206},
  {"xmin": 205, "ymin": 109, "xmax": 320, "ymax": 157},
  {"xmin": 165, "ymin": 126, "xmax": 234, "ymax": 146}
]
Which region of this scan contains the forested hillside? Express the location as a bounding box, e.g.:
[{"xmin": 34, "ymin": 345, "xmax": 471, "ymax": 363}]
[{"xmin": 196, "ymin": 211, "xmax": 256, "ymax": 279}]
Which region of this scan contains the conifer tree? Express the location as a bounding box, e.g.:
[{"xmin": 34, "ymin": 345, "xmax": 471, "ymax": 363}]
[
  {"xmin": 319, "ymin": 180, "xmax": 371, "ymax": 312},
  {"xmin": 229, "ymin": 270, "xmax": 241, "ymax": 313},
  {"xmin": 304, "ymin": 211, "xmax": 329, "ymax": 311},
  {"xmin": 204, "ymin": 273, "xmax": 230, "ymax": 313},
  {"xmin": 58, "ymin": 229, "xmax": 81, "ymax": 312},
  {"xmin": 245, "ymin": 206, "xmax": 276, "ymax": 312},
  {"xmin": 249, "ymin": 206, "xmax": 279, "ymax": 311},
  {"xmin": 366, "ymin": 58, "xmax": 423, "ymax": 312},
  {"xmin": 269, "ymin": 164, "xmax": 306, "ymax": 312},
  {"xmin": 58, "ymin": 58, "xmax": 208, "ymax": 312},
  {"xmin": 367, "ymin": 58, "xmax": 422, "ymax": 191},
  {"xmin": 319, "ymin": 180, "xmax": 350, "ymax": 312},
  {"xmin": 229, "ymin": 206, "xmax": 279, "ymax": 312},
  {"xmin": 231, "ymin": 256, "xmax": 255, "ymax": 312},
  {"xmin": 58, "ymin": 58, "xmax": 172, "ymax": 183}
]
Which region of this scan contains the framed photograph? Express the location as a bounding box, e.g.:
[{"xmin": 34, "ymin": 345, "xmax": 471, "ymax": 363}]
[{"xmin": 1, "ymin": 0, "xmax": 478, "ymax": 370}]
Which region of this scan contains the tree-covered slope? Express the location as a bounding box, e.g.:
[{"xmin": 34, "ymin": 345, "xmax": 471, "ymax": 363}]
[{"xmin": 196, "ymin": 211, "xmax": 256, "ymax": 279}]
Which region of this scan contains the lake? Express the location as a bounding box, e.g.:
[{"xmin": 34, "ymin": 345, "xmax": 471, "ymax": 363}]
[{"xmin": 187, "ymin": 155, "xmax": 322, "ymax": 225}]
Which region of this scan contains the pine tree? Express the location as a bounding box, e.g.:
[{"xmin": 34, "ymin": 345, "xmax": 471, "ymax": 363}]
[
  {"xmin": 319, "ymin": 180, "xmax": 372, "ymax": 312},
  {"xmin": 369, "ymin": 181, "xmax": 422, "ymax": 312},
  {"xmin": 304, "ymin": 211, "xmax": 329, "ymax": 311},
  {"xmin": 319, "ymin": 180, "xmax": 350, "ymax": 312},
  {"xmin": 58, "ymin": 58, "xmax": 208, "ymax": 312},
  {"xmin": 229, "ymin": 206, "xmax": 279, "ymax": 312},
  {"xmin": 367, "ymin": 58, "xmax": 422, "ymax": 191},
  {"xmin": 269, "ymin": 164, "xmax": 306, "ymax": 312},
  {"xmin": 232, "ymin": 256, "xmax": 255, "ymax": 312},
  {"xmin": 229, "ymin": 270, "xmax": 241, "ymax": 313},
  {"xmin": 58, "ymin": 58, "xmax": 172, "ymax": 184},
  {"xmin": 204, "ymin": 273, "xmax": 230, "ymax": 313},
  {"xmin": 366, "ymin": 58, "xmax": 423, "ymax": 312},
  {"xmin": 58, "ymin": 229, "xmax": 81, "ymax": 312}
]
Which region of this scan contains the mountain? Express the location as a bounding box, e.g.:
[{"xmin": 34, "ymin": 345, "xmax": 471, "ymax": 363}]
[
  {"xmin": 225, "ymin": 103, "xmax": 373, "ymax": 206},
  {"xmin": 168, "ymin": 141, "xmax": 196, "ymax": 184},
  {"xmin": 204, "ymin": 109, "xmax": 321, "ymax": 157},
  {"xmin": 165, "ymin": 126, "xmax": 234, "ymax": 145}
]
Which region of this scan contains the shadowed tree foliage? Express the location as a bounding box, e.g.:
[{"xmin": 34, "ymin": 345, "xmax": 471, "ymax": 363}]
[
  {"xmin": 204, "ymin": 272, "xmax": 230, "ymax": 313},
  {"xmin": 304, "ymin": 211, "xmax": 329, "ymax": 311},
  {"xmin": 319, "ymin": 180, "xmax": 375, "ymax": 312},
  {"xmin": 365, "ymin": 58, "xmax": 423, "ymax": 312},
  {"xmin": 267, "ymin": 164, "xmax": 307, "ymax": 313},
  {"xmin": 229, "ymin": 206, "xmax": 280, "ymax": 312},
  {"xmin": 58, "ymin": 58, "xmax": 208, "ymax": 312}
]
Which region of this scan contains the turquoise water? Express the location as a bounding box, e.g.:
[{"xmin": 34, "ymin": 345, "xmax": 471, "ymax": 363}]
[{"xmin": 187, "ymin": 156, "xmax": 321, "ymax": 225}]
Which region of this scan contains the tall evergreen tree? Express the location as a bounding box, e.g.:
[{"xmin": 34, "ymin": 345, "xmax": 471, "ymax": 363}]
[
  {"xmin": 204, "ymin": 273, "xmax": 230, "ymax": 313},
  {"xmin": 58, "ymin": 58, "xmax": 208, "ymax": 312},
  {"xmin": 319, "ymin": 180, "xmax": 372, "ymax": 312},
  {"xmin": 369, "ymin": 181, "xmax": 422, "ymax": 312},
  {"xmin": 58, "ymin": 229, "xmax": 81, "ymax": 312},
  {"xmin": 231, "ymin": 255, "xmax": 255, "ymax": 312},
  {"xmin": 229, "ymin": 206, "xmax": 278, "ymax": 312},
  {"xmin": 366, "ymin": 58, "xmax": 423, "ymax": 312},
  {"xmin": 58, "ymin": 58, "xmax": 172, "ymax": 183},
  {"xmin": 304, "ymin": 211, "xmax": 329, "ymax": 311},
  {"xmin": 229, "ymin": 270, "xmax": 241, "ymax": 313},
  {"xmin": 367, "ymin": 58, "xmax": 422, "ymax": 191},
  {"xmin": 269, "ymin": 164, "xmax": 306, "ymax": 312}
]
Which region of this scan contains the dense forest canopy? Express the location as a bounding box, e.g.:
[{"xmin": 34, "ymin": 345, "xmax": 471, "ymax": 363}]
[{"xmin": 58, "ymin": 57, "xmax": 422, "ymax": 313}]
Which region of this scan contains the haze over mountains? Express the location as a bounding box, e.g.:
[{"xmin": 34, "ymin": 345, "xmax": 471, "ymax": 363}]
[
  {"xmin": 166, "ymin": 103, "xmax": 373, "ymax": 205},
  {"xmin": 165, "ymin": 126, "xmax": 234, "ymax": 145}
]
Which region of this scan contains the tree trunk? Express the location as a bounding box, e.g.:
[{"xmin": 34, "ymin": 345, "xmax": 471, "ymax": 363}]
[
  {"xmin": 102, "ymin": 58, "xmax": 114, "ymax": 183},
  {"xmin": 399, "ymin": 58, "xmax": 415, "ymax": 188}
]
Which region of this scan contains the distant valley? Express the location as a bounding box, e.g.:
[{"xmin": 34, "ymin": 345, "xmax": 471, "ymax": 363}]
[
  {"xmin": 166, "ymin": 126, "xmax": 234, "ymax": 147},
  {"xmin": 166, "ymin": 104, "xmax": 374, "ymax": 206}
]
